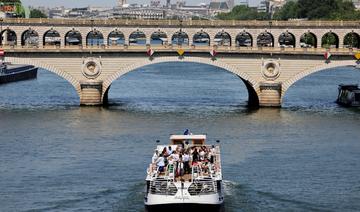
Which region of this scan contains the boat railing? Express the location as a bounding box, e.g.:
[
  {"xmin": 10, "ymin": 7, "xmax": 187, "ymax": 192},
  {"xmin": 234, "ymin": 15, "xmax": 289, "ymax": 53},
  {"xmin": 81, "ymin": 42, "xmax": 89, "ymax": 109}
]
[
  {"xmin": 188, "ymin": 179, "xmax": 217, "ymax": 196},
  {"xmin": 165, "ymin": 163, "xmax": 175, "ymax": 180},
  {"xmin": 149, "ymin": 179, "xmax": 178, "ymax": 196}
]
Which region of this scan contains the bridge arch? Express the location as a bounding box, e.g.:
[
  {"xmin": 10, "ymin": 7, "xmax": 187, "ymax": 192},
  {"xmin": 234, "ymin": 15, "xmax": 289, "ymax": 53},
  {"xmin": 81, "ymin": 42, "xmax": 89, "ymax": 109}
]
[
  {"xmin": 21, "ymin": 28, "xmax": 39, "ymax": 47},
  {"xmin": 278, "ymin": 31, "xmax": 295, "ymax": 48},
  {"xmin": 257, "ymin": 31, "xmax": 274, "ymax": 47},
  {"xmin": 150, "ymin": 30, "xmax": 168, "ymax": 45},
  {"xmin": 4, "ymin": 57, "xmax": 81, "ymax": 98},
  {"xmin": 0, "ymin": 28, "xmax": 17, "ymax": 46},
  {"xmin": 236, "ymin": 31, "xmax": 253, "ymax": 47},
  {"xmin": 108, "ymin": 29, "xmax": 125, "ymax": 46},
  {"xmin": 43, "ymin": 29, "xmax": 61, "ymax": 46},
  {"xmin": 171, "ymin": 31, "xmax": 189, "ymax": 46},
  {"xmin": 86, "ymin": 29, "xmax": 104, "ymax": 46},
  {"xmin": 65, "ymin": 29, "xmax": 82, "ymax": 46},
  {"xmin": 129, "ymin": 30, "xmax": 146, "ymax": 46},
  {"xmin": 281, "ymin": 60, "xmax": 357, "ymax": 100},
  {"xmin": 321, "ymin": 32, "xmax": 339, "ymax": 48},
  {"xmin": 343, "ymin": 32, "xmax": 360, "ymax": 49},
  {"xmin": 193, "ymin": 31, "xmax": 210, "ymax": 46},
  {"xmin": 102, "ymin": 57, "xmax": 260, "ymax": 107},
  {"xmin": 300, "ymin": 32, "xmax": 317, "ymax": 48},
  {"xmin": 214, "ymin": 31, "xmax": 231, "ymax": 47}
]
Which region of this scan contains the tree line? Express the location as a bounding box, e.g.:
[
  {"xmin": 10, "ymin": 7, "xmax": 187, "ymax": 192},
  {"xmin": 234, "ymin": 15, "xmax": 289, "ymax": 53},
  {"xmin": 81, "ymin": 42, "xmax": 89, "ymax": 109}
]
[{"xmin": 217, "ymin": 0, "xmax": 360, "ymax": 20}]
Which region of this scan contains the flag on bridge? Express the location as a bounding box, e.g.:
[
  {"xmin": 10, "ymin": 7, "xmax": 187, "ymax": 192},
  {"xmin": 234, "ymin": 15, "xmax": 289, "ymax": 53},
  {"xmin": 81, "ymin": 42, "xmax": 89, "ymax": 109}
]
[
  {"xmin": 177, "ymin": 49, "xmax": 185, "ymax": 56},
  {"xmin": 355, "ymin": 52, "xmax": 360, "ymax": 60},
  {"xmin": 210, "ymin": 49, "xmax": 217, "ymax": 57},
  {"xmin": 0, "ymin": 49, "xmax": 5, "ymax": 57},
  {"xmin": 147, "ymin": 48, "xmax": 154, "ymax": 57},
  {"xmin": 324, "ymin": 52, "xmax": 332, "ymax": 60}
]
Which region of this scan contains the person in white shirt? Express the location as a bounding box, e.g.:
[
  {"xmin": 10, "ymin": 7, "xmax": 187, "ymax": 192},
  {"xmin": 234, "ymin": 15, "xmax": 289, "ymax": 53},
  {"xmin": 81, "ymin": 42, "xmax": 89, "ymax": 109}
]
[
  {"xmin": 199, "ymin": 149, "xmax": 205, "ymax": 161},
  {"xmin": 156, "ymin": 154, "xmax": 165, "ymax": 173},
  {"xmin": 171, "ymin": 152, "xmax": 180, "ymax": 162},
  {"xmin": 152, "ymin": 150, "xmax": 159, "ymax": 164},
  {"xmin": 166, "ymin": 146, "xmax": 173, "ymax": 156}
]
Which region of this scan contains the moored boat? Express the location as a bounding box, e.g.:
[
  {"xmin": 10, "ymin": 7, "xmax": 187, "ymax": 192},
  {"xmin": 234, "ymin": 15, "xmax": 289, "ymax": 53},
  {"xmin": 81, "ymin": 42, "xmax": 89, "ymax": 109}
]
[
  {"xmin": 145, "ymin": 133, "xmax": 224, "ymax": 212},
  {"xmin": 337, "ymin": 84, "xmax": 360, "ymax": 107},
  {"xmin": 0, "ymin": 63, "xmax": 38, "ymax": 84}
]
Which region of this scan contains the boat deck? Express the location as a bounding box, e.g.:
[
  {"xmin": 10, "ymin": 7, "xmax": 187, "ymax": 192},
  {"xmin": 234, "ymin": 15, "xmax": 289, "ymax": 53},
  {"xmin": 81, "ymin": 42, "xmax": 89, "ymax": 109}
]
[{"xmin": 148, "ymin": 144, "xmax": 221, "ymax": 182}]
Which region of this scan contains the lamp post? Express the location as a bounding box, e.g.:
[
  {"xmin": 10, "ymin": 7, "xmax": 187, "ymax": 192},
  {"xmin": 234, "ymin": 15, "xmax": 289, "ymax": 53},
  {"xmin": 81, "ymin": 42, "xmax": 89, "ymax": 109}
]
[
  {"xmin": 178, "ymin": 18, "xmax": 183, "ymax": 46},
  {"xmin": 350, "ymin": 32, "xmax": 355, "ymax": 49},
  {"xmin": 0, "ymin": 18, "xmax": 3, "ymax": 46}
]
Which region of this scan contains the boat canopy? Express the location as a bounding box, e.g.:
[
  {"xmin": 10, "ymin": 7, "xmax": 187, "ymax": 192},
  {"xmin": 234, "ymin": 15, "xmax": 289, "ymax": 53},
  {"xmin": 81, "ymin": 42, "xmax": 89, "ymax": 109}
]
[{"xmin": 170, "ymin": 134, "xmax": 206, "ymax": 146}]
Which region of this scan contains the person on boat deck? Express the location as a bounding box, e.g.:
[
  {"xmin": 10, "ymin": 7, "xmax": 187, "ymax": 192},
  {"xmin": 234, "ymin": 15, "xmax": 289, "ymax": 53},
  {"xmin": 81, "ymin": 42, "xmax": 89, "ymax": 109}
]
[
  {"xmin": 166, "ymin": 146, "xmax": 173, "ymax": 156},
  {"xmin": 184, "ymin": 141, "xmax": 190, "ymax": 152},
  {"xmin": 177, "ymin": 155, "xmax": 185, "ymax": 177},
  {"xmin": 183, "ymin": 151, "xmax": 191, "ymax": 174},
  {"xmin": 192, "ymin": 148, "xmax": 199, "ymax": 164},
  {"xmin": 210, "ymin": 145, "xmax": 216, "ymax": 164},
  {"xmin": 156, "ymin": 154, "xmax": 165, "ymax": 173},
  {"xmin": 171, "ymin": 151, "xmax": 180, "ymax": 162},
  {"xmin": 152, "ymin": 150, "xmax": 159, "ymax": 164},
  {"xmin": 199, "ymin": 148, "xmax": 205, "ymax": 161},
  {"xmin": 161, "ymin": 147, "xmax": 167, "ymax": 156},
  {"xmin": 183, "ymin": 129, "xmax": 190, "ymax": 135},
  {"xmin": 167, "ymin": 156, "xmax": 174, "ymax": 165}
]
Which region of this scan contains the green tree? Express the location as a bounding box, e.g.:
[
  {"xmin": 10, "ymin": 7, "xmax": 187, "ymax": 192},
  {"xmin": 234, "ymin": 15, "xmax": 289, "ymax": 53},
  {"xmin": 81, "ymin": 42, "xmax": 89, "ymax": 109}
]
[
  {"xmin": 321, "ymin": 33, "xmax": 338, "ymax": 48},
  {"xmin": 272, "ymin": 0, "xmax": 360, "ymax": 20},
  {"xmin": 298, "ymin": 0, "xmax": 360, "ymax": 20},
  {"xmin": 273, "ymin": 0, "xmax": 299, "ymax": 20},
  {"xmin": 29, "ymin": 8, "xmax": 47, "ymax": 18},
  {"xmin": 217, "ymin": 5, "xmax": 270, "ymax": 20}
]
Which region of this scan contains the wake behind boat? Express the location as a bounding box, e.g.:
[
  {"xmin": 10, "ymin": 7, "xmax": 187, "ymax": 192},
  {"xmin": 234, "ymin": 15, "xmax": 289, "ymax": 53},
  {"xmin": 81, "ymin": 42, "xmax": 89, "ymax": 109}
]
[{"xmin": 145, "ymin": 133, "xmax": 224, "ymax": 212}]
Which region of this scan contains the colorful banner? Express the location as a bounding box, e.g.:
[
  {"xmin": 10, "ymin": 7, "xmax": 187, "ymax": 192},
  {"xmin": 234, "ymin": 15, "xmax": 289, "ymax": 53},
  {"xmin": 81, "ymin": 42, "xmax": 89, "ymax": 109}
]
[
  {"xmin": 210, "ymin": 50, "xmax": 217, "ymax": 57},
  {"xmin": 355, "ymin": 52, "xmax": 360, "ymax": 60},
  {"xmin": 324, "ymin": 52, "xmax": 331, "ymax": 60},
  {"xmin": 147, "ymin": 49, "xmax": 154, "ymax": 57},
  {"xmin": 177, "ymin": 49, "xmax": 185, "ymax": 56}
]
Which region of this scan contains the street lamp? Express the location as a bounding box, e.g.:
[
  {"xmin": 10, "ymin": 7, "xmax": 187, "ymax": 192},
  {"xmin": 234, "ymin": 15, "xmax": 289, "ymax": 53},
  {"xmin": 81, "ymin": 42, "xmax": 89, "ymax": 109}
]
[{"xmin": 0, "ymin": 18, "xmax": 3, "ymax": 46}]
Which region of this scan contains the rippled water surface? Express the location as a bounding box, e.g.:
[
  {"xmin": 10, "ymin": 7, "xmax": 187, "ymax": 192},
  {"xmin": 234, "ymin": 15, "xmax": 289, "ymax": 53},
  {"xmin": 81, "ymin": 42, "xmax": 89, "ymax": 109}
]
[{"xmin": 0, "ymin": 63, "xmax": 360, "ymax": 212}]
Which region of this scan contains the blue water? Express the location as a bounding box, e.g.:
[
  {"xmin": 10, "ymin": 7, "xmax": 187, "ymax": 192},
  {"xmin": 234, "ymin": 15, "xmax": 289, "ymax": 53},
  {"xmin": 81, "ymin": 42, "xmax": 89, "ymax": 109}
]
[{"xmin": 0, "ymin": 63, "xmax": 360, "ymax": 211}]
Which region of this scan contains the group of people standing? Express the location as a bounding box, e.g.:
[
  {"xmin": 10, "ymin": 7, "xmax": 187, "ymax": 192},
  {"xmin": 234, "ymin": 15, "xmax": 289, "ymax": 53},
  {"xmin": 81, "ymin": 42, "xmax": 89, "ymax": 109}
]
[{"xmin": 152, "ymin": 143, "xmax": 217, "ymax": 178}]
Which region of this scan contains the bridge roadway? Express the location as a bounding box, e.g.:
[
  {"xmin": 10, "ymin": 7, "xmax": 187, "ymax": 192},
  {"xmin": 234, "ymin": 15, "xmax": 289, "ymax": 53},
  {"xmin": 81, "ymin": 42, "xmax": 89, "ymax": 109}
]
[{"xmin": 1, "ymin": 19, "xmax": 360, "ymax": 107}]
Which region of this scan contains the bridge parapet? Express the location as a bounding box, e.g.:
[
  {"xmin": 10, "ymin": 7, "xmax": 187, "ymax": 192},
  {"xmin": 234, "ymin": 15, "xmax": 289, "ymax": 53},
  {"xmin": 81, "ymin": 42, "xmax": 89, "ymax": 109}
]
[
  {"xmin": 1, "ymin": 19, "xmax": 360, "ymax": 52},
  {"xmin": 2, "ymin": 18, "xmax": 360, "ymax": 28},
  {"xmin": 1, "ymin": 45, "xmax": 358, "ymax": 56}
]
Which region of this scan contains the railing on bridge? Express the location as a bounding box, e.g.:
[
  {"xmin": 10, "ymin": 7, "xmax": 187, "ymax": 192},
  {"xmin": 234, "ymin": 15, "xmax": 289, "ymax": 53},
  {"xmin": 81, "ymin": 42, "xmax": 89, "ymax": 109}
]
[
  {"xmin": 2, "ymin": 18, "xmax": 360, "ymax": 27},
  {"xmin": 0, "ymin": 44, "xmax": 357, "ymax": 56}
]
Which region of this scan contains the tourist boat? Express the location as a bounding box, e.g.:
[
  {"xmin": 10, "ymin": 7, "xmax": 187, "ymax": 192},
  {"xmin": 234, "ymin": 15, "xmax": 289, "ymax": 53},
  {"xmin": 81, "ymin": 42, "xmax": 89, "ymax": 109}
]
[
  {"xmin": 0, "ymin": 62, "xmax": 38, "ymax": 84},
  {"xmin": 145, "ymin": 134, "xmax": 224, "ymax": 212},
  {"xmin": 337, "ymin": 84, "xmax": 360, "ymax": 106}
]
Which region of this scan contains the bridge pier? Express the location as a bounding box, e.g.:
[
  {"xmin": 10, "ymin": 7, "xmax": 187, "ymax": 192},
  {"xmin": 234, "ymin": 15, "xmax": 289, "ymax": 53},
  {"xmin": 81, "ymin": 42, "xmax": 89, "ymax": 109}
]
[
  {"xmin": 258, "ymin": 82, "xmax": 282, "ymax": 107},
  {"xmin": 80, "ymin": 81, "xmax": 104, "ymax": 106}
]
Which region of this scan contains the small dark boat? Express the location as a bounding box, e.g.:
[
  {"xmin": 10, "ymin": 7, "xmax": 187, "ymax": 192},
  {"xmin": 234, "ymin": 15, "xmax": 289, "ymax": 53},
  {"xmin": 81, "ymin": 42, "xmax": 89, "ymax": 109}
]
[
  {"xmin": 0, "ymin": 63, "xmax": 38, "ymax": 84},
  {"xmin": 337, "ymin": 84, "xmax": 360, "ymax": 107}
]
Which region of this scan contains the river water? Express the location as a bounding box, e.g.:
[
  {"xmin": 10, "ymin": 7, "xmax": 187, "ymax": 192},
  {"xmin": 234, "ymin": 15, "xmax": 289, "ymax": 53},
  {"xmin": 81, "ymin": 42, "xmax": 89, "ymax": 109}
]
[{"xmin": 0, "ymin": 62, "xmax": 360, "ymax": 212}]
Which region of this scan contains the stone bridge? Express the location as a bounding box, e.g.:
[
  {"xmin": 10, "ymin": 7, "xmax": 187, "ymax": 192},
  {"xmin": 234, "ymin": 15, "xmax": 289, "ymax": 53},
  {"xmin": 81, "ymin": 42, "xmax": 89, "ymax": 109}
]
[{"xmin": 1, "ymin": 19, "xmax": 360, "ymax": 107}]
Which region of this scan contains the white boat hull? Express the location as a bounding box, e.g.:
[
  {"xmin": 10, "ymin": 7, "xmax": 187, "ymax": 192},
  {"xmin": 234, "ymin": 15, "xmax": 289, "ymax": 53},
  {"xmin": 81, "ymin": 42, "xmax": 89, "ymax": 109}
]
[{"xmin": 145, "ymin": 203, "xmax": 224, "ymax": 212}]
